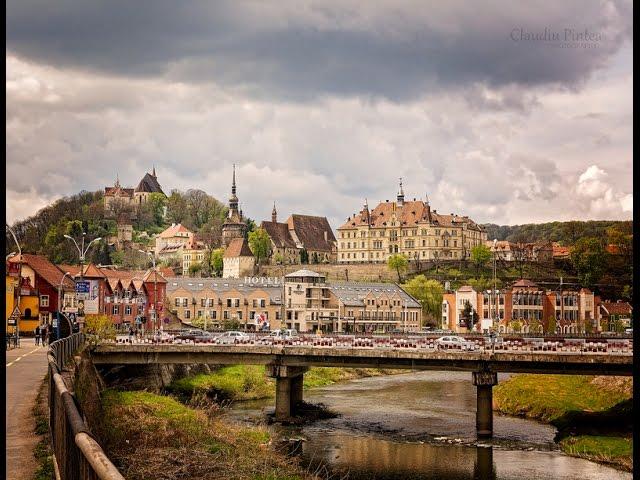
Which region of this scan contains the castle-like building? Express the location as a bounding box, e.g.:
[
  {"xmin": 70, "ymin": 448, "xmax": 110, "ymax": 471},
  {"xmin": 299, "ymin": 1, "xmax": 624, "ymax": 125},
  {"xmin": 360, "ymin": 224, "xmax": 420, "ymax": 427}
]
[
  {"xmin": 337, "ymin": 180, "xmax": 486, "ymax": 263},
  {"xmin": 103, "ymin": 167, "xmax": 165, "ymax": 216}
]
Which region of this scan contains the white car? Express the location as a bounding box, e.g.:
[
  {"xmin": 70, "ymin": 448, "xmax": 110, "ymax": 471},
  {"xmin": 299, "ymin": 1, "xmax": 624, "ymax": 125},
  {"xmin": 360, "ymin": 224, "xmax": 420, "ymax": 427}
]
[
  {"xmin": 216, "ymin": 331, "xmax": 250, "ymax": 344},
  {"xmin": 269, "ymin": 329, "xmax": 299, "ymax": 339},
  {"xmin": 435, "ymin": 336, "xmax": 476, "ymax": 350}
]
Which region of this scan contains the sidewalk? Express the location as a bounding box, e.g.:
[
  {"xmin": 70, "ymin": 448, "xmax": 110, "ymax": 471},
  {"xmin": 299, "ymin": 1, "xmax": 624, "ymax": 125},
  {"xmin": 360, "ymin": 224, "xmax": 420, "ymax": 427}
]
[{"xmin": 6, "ymin": 338, "xmax": 49, "ymax": 480}]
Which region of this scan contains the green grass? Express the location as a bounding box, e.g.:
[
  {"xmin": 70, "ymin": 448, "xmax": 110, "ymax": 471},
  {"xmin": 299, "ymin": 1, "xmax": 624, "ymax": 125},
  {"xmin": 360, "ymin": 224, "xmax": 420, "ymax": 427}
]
[
  {"xmin": 560, "ymin": 435, "xmax": 633, "ymax": 471},
  {"xmin": 32, "ymin": 375, "xmax": 54, "ymax": 480},
  {"xmin": 167, "ymin": 365, "xmax": 275, "ymax": 401},
  {"xmin": 167, "ymin": 366, "xmax": 396, "ymax": 402},
  {"xmin": 494, "ymin": 375, "xmax": 633, "ymax": 471},
  {"xmin": 493, "ymin": 375, "xmax": 630, "ymax": 423},
  {"xmin": 98, "ymin": 389, "xmax": 306, "ymax": 480}
]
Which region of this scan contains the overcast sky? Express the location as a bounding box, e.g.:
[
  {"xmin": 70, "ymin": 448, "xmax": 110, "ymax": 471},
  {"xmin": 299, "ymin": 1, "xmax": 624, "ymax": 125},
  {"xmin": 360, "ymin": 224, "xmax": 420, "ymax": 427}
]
[{"xmin": 6, "ymin": 1, "xmax": 633, "ymax": 230}]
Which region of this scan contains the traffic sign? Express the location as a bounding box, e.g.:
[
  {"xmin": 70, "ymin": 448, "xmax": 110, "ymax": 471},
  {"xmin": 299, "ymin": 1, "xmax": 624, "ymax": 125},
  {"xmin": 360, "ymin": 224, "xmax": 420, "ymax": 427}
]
[
  {"xmin": 8, "ymin": 307, "xmax": 20, "ymax": 326},
  {"xmin": 75, "ymin": 281, "xmax": 90, "ymax": 293}
]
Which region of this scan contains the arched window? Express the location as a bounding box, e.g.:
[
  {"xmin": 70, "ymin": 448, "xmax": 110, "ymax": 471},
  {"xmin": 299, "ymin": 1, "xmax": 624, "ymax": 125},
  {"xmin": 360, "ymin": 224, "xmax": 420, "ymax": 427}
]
[{"xmin": 24, "ymin": 308, "xmax": 32, "ymax": 318}]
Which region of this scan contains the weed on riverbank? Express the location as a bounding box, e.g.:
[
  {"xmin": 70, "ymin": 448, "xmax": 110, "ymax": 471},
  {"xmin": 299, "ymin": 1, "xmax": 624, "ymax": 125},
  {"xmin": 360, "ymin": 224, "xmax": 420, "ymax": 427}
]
[
  {"xmin": 97, "ymin": 389, "xmax": 312, "ymax": 480},
  {"xmin": 494, "ymin": 374, "xmax": 633, "ymax": 471},
  {"xmin": 32, "ymin": 375, "xmax": 54, "ymax": 480},
  {"xmin": 166, "ymin": 365, "xmax": 397, "ymax": 403}
]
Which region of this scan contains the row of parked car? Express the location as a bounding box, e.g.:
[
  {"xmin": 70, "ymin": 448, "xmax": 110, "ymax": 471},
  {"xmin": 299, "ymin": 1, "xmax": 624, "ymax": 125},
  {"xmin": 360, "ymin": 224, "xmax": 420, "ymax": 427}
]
[{"xmin": 171, "ymin": 328, "xmax": 300, "ymax": 344}]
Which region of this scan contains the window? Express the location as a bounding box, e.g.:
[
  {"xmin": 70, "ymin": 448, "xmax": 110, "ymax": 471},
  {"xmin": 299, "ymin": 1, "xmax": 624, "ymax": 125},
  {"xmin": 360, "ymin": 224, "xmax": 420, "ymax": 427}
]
[
  {"xmin": 223, "ymin": 311, "xmax": 229, "ymax": 320},
  {"xmin": 260, "ymin": 299, "xmax": 266, "ymax": 308},
  {"xmin": 237, "ymin": 311, "xmax": 243, "ymax": 320},
  {"xmin": 200, "ymin": 298, "xmax": 206, "ymax": 307},
  {"xmin": 112, "ymin": 305, "xmax": 119, "ymax": 315},
  {"xmin": 182, "ymin": 298, "xmax": 188, "ymax": 307},
  {"xmin": 125, "ymin": 306, "xmax": 132, "ymax": 315},
  {"xmin": 40, "ymin": 295, "xmax": 49, "ymax": 307},
  {"xmin": 235, "ymin": 299, "xmax": 240, "ymax": 307},
  {"xmin": 185, "ymin": 310, "xmax": 191, "ymax": 319},
  {"xmin": 175, "ymin": 298, "xmax": 180, "ymax": 307},
  {"xmin": 197, "ymin": 310, "xmax": 203, "ymax": 318},
  {"xmin": 211, "ymin": 311, "xmax": 217, "ymax": 319},
  {"xmin": 227, "ymin": 299, "xmax": 232, "ymax": 307},
  {"xmin": 252, "ymin": 299, "xmax": 257, "ymax": 307}
]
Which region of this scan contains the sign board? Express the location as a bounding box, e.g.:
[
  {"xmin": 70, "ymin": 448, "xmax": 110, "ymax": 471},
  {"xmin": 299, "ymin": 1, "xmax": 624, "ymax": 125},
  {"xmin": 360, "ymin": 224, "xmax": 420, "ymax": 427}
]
[
  {"xmin": 8, "ymin": 307, "xmax": 20, "ymax": 326},
  {"xmin": 75, "ymin": 281, "xmax": 90, "ymax": 293}
]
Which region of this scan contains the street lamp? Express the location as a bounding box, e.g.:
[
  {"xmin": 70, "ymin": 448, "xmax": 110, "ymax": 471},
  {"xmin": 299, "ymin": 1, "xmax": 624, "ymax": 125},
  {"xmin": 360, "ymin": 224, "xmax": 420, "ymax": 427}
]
[
  {"xmin": 6, "ymin": 251, "xmax": 16, "ymax": 261},
  {"xmin": 6, "ymin": 224, "xmax": 22, "ymax": 342},
  {"xmin": 138, "ymin": 250, "xmax": 159, "ymax": 336},
  {"xmin": 64, "ymin": 233, "xmax": 102, "ymax": 274},
  {"xmin": 57, "ymin": 272, "xmax": 73, "ymax": 340},
  {"xmin": 492, "ymin": 238, "xmax": 498, "ymax": 331}
]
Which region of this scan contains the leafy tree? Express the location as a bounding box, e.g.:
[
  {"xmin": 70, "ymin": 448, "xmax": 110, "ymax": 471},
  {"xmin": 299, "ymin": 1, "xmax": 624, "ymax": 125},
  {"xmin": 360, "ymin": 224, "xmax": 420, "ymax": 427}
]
[
  {"xmin": 509, "ymin": 320, "xmax": 522, "ymax": 333},
  {"xmin": 273, "ymin": 253, "xmax": 285, "ymax": 265},
  {"xmin": 312, "ymin": 252, "xmax": 319, "ymax": 264},
  {"xmin": 248, "ymin": 228, "xmax": 271, "ymax": 266},
  {"xmin": 84, "ymin": 314, "xmax": 116, "ymax": 346},
  {"xmin": 571, "ymin": 237, "xmax": 607, "ymax": 289},
  {"xmin": 402, "ymin": 275, "xmax": 443, "ymax": 326},
  {"xmin": 300, "ymin": 249, "xmax": 309, "ymax": 264},
  {"xmin": 545, "ymin": 316, "xmax": 557, "ymax": 334},
  {"xmin": 387, "ymin": 253, "xmax": 408, "ymax": 282},
  {"xmin": 528, "ymin": 317, "xmax": 542, "ymax": 334},
  {"xmin": 210, "ymin": 248, "xmax": 224, "ymax": 277},
  {"xmin": 165, "ymin": 190, "xmax": 191, "ymax": 227},
  {"xmin": 197, "ymin": 218, "xmax": 224, "ymax": 276},
  {"xmin": 188, "ymin": 261, "xmax": 203, "ymax": 277},
  {"xmin": 470, "ymin": 244, "xmax": 492, "ymax": 275}
]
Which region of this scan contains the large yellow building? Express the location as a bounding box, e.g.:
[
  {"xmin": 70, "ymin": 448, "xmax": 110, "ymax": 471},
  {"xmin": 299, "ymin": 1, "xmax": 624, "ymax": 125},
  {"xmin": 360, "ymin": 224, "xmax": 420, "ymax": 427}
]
[
  {"xmin": 6, "ymin": 260, "xmax": 41, "ymax": 335},
  {"xmin": 337, "ymin": 181, "xmax": 486, "ymax": 264}
]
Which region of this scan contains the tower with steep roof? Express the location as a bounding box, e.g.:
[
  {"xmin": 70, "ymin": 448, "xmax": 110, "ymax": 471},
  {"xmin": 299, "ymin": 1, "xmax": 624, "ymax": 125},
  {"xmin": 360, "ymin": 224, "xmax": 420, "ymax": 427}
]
[{"xmin": 222, "ymin": 164, "xmax": 247, "ymax": 248}]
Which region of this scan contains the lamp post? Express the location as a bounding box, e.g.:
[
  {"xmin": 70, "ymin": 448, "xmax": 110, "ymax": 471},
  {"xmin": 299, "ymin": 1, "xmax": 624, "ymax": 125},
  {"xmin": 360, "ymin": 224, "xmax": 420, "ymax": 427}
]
[
  {"xmin": 492, "ymin": 238, "xmax": 498, "ymax": 332},
  {"xmin": 6, "ymin": 225, "xmax": 22, "ymax": 342},
  {"xmin": 138, "ymin": 250, "xmax": 158, "ymax": 336},
  {"xmin": 64, "ymin": 234, "xmax": 101, "ymax": 328},
  {"xmin": 57, "ymin": 272, "xmax": 73, "ymax": 340}
]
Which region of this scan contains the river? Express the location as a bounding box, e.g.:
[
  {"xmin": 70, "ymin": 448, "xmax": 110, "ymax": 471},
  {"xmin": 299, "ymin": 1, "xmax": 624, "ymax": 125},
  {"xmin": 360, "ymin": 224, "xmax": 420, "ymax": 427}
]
[{"xmin": 226, "ymin": 371, "xmax": 631, "ymax": 480}]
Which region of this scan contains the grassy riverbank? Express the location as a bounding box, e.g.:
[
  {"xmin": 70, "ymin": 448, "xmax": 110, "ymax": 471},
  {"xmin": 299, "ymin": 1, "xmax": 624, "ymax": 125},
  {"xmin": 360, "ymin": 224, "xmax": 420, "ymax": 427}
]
[
  {"xmin": 166, "ymin": 365, "xmax": 395, "ymax": 402},
  {"xmin": 494, "ymin": 374, "xmax": 633, "ymax": 471},
  {"xmin": 32, "ymin": 376, "xmax": 54, "ymax": 480},
  {"xmin": 97, "ymin": 389, "xmax": 311, "ymax": 480}
]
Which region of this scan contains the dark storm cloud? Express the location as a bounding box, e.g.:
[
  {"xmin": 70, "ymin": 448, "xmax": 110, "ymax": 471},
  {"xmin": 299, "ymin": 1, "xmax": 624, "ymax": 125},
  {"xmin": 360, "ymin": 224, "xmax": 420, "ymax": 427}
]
[{"xmin": 6, "ymin": 0, "xmax": 632, "ymax": 101}]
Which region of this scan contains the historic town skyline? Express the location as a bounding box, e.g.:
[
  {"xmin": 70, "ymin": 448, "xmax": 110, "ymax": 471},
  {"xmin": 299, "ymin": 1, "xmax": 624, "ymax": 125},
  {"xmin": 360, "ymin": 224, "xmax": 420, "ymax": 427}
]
[{"xmin": 7, "ymin": 1, "xmax": 633, "ymax": 229}]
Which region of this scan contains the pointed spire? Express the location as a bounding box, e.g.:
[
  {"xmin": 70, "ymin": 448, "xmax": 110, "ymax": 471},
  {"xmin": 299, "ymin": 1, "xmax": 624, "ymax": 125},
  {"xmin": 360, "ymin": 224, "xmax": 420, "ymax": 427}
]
[
  {"xmin": 425, "ymin": 192, "xmax": 430, "ymax": 205},
  {"xmin": 397, "ymin": 178, "xmax": 405, "ymax": 206},
  {"xmin": 152, "ymin": 165, "xmax": 156, "ymax": 177},
  {"xmin": 115, "ymin": 173, "xmax": 120, "ymax": 188},
  {"xmin": 232, "ymin": 164, "xmax": 236, "ymax": 195},
  {"xmin": 272, "ymin": 202, "xmax": 277, "ymax": 223}
]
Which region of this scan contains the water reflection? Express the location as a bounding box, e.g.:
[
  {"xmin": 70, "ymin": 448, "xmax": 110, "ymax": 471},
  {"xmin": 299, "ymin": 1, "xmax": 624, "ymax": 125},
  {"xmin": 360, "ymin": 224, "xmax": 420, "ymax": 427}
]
[{"xmin": 230, "ymin": 371, "xmax": 631, "ymax": 480}]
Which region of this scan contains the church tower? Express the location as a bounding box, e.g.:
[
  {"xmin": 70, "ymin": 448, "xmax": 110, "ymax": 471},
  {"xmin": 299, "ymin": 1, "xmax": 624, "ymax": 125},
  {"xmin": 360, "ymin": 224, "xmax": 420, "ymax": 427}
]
[
  {"xmin": 397, "ymin": 178, "xmax": 405, "ymax": 207},
  {"xmin": 222, "ymin": 164, "xmax": 247, "ymax": 247}
]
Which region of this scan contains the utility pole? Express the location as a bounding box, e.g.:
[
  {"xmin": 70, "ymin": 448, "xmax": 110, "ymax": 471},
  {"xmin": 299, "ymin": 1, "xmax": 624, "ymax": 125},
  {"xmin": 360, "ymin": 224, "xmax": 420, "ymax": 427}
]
[
  {"xmin": 559, "ymin": 276, "xmax": 564, "ymax": 335},
  {"xmin": 493, "ymin": 239, "xmax": 498, "ymax": 333},
  {"xmin": 6, "ymin": 225, "xmax": 22, "ymax": 342}
]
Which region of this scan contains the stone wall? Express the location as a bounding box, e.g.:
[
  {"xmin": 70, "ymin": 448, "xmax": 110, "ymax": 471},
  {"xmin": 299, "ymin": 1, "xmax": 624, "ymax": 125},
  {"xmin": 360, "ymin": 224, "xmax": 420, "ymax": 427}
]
[{"xmin": 258, "ymin": 262, "xmax": 426, "ymax": 283}]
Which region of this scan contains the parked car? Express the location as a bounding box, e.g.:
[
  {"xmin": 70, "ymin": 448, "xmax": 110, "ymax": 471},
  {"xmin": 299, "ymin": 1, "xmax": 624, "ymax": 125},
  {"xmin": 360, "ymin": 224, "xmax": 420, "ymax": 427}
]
[
  {"xmin": 435, "ymin": 335, "xmax": 476, "ymax": 350},
  {"xmin": 269, "ymin": 329, "xmax": 299, "ymax": 339},
  {"xmin": 216, "ymin": 331, "xmax": 251, "ymax": 344},
  {"xmin": 175, "ymin": 329, "xmax": 215, "ymax": 341}
]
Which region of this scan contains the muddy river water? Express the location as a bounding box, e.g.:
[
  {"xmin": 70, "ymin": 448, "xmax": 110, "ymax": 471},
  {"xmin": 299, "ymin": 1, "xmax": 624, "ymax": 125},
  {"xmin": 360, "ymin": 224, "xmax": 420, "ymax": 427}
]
[{"xmin": 226, "ymin": 371, "xmax": 631, "ymax": 479}]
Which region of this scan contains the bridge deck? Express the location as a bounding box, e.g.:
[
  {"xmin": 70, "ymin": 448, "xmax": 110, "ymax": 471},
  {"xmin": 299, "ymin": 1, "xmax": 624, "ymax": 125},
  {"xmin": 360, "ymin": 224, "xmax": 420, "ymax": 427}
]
[{"xmin": 91, "ymin": 344, "xmax": 632, "ymax": 376}]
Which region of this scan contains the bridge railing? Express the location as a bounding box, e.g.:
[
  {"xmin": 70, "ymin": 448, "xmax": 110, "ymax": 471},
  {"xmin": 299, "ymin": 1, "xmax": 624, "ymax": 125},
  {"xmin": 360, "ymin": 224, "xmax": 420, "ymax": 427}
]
[{"xmin": 47, "ymin": 333, "xmax": 125, "ymax": 480}]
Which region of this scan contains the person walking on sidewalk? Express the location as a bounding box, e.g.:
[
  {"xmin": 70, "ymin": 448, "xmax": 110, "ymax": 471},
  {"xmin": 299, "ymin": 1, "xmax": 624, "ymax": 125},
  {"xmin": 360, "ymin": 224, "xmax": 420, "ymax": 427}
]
[
  {"xmin": 40, "ymin": 324, "xmax": 48, "ymax": 346},
  {"xmin": 34, "ymin": 325, "xmax": 40, "ymax": 346}
]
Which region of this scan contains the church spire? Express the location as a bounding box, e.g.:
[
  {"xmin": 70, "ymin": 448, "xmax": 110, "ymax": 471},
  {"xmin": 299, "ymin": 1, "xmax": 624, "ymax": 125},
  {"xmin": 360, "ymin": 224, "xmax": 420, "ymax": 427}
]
[
  {"xmin": 152, "ymin": 165, "xmax": 156, "ymax": 177},
  {"xmin": 232, "ymin": 164, "xmax": 236, "ymax": 196},
  {"xmin": 397, "ymin": 178, "xmax": 405, "ymax": 206},
  {"xmin": 272, "ymin": 202, "xmax": 277, "ymax": 223}
]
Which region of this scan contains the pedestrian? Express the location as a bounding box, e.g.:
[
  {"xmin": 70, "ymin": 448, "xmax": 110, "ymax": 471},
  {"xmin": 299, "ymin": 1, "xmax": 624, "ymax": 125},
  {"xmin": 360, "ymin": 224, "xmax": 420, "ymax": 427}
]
[
  {"xmin": 128, "ymin": 326, "xmax": 134, "ymax": 343},
  {"xmin": 34, "ymin": 325, "xmax": 40, "ymax": 346},
  {"xmin": 41, "ymin": 324, "xmax": 48, "ymax": 346}
]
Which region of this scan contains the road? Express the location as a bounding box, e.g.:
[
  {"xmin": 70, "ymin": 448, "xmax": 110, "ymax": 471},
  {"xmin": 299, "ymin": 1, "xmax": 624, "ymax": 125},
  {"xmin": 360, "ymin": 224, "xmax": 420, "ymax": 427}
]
[{"xmin": 6, "ymin": 338, "xmax": 49, "ymax": 480}]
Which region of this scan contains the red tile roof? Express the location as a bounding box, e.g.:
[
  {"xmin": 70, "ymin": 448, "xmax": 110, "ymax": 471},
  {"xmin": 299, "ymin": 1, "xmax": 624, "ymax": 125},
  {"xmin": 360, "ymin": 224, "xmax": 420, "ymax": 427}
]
[
  {"xmin": 288, "ymin": 214, "xmax": 336, "ymax": 252},
  {"xmin": 601, "ymin": 301, "xmax": 632, "ymax": 316},
  {"xmin": 261, "ymin": 221, "xmax": 297, "ymax": 249},
  {"xmin": 159, "ymin": 223, "xmax": 193, "ymax": 239},
  {"xmin": 224, "ymin": 238, "xmax": 254, "ymax": 258},
  {"xmin": 10, "ymin": 254, "xmax": 74, "ymax": 290}
]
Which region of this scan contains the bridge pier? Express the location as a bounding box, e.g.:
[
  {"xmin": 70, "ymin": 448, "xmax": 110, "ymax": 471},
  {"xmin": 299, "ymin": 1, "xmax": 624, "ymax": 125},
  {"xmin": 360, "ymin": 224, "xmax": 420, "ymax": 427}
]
[
  {"xmin": 267, "ymin": 365, "xmax": 308, "ymax": 421},
  {"xmin": 472, "ymin": 370, "xmax": 498, "ymax": 438}
]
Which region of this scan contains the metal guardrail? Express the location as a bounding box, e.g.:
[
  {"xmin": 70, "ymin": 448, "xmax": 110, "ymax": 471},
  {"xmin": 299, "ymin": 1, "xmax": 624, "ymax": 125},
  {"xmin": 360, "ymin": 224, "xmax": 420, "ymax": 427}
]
[{"xmin": 47, "ymin": 333, "xmax": 125, "ymax": 480}]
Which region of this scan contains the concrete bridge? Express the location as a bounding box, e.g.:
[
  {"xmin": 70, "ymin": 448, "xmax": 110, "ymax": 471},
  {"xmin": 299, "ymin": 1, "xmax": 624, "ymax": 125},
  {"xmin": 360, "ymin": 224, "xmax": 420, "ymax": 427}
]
[{"xmin": 91, "ymin": 343, "xmax": 632, "ymax": 438}]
